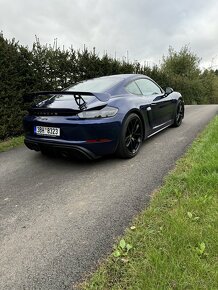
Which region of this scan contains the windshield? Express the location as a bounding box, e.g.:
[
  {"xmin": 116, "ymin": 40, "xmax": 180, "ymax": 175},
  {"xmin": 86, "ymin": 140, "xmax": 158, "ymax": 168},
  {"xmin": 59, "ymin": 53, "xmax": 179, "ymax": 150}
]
[{"xmin": 67, "ymin": 76, "xmax": 123, "ymax": 93}]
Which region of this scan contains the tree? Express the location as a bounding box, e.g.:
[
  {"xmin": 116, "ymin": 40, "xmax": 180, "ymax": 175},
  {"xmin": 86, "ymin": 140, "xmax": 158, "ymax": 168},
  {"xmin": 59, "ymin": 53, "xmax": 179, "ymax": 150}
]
[
  {"xmin": 160, "ymin": 46, "xmax": 210, "ymax": 104},
  {"xmin": 162, "ymin": 45, "xmax": 201, "ymax": 78},
  {"xmin": 0, "ymin": 35, "xmax": 34, "ymax": 139}
]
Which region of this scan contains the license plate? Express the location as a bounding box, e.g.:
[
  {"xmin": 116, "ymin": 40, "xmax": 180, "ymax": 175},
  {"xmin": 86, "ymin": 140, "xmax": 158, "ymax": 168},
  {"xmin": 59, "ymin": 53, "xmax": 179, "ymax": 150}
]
[{"xmin": 34, "ymin": 126, "xmax": 60, "ymax": 137}]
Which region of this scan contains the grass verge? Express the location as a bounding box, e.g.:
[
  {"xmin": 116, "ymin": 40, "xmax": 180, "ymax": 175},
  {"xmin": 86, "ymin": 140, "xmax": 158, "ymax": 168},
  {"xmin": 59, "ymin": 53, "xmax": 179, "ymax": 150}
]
[
  {"xmin": 0, "ymin": 136, "xmax": 24, "ymax": 152},
  {"xmin": 81, "ymin": 116, "xmax": 218, "ymax": 290}
]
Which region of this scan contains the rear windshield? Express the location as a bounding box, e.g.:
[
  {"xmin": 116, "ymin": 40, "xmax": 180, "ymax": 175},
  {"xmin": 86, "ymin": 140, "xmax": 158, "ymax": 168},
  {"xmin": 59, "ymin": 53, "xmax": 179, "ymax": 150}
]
[{"xmin": 67, "ymin": 76, "xmax": 123, "ymax": 93}]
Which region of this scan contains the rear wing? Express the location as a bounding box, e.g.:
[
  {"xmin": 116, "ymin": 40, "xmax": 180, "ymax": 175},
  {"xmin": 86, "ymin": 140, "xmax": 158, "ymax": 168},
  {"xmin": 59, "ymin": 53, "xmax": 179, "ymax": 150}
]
[{"xmin": 23, "ymin": 91, "xmax": 110, "ymax": 110}]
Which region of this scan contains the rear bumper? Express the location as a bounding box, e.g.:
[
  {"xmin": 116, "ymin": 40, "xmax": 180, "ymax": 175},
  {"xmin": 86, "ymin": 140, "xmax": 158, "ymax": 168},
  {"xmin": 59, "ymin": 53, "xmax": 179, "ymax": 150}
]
[
  {"xmin": 24, "ymin": 137, "xmax": 100, "ymax": 159},
  {"xmin": 24, "ymin": 131, "xmax": 119, "ymax": 159}
]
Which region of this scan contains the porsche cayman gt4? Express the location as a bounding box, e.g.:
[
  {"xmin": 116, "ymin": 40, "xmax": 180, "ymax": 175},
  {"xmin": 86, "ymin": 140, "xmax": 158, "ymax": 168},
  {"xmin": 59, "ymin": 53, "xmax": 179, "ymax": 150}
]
[{"xmin": 23, "ymin": 74, "xmax": 184, "ymax": 159}]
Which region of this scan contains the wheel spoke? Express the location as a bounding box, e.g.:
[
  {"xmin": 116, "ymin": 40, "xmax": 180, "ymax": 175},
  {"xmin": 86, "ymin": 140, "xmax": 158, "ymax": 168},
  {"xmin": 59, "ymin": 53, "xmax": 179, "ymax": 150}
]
[
  {"xmin": 129, "ymin": 139, "xmax": 133, "ymax": 151},
  {"xmin": 129, "ymin": 120, "xmax": 135, "ymax": 134},
  {"xmin": 125, "ymin": 135, "xmax": 131, "ymax": 147},
  {"xmin": 132, "ymin": 120, "xmax": 138, "ymax": 133},
  {"xmin": 133, "ymin": 123, "xmax": 139, "ymax": 134},
  {"xmin": 131, "ymin": 141, "xmax": 136, "ymax": 153},
  {"xmin": 126, "ymin": 125, "xmax": 131, "ymax": 135}
]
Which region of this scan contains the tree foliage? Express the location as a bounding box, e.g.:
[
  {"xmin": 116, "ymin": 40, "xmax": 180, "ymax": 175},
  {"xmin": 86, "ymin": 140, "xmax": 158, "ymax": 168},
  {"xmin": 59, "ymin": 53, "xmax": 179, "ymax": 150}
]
[
  {"xmin": 162, "ymin": 46, "xmax": 201, "ymax": 77},
  {"xmin": 0, "ymin": 36, "xmax": 34, "ymax": 138},
  {"xmin": 160, "ymin": 46, "xmax": 216, "ymax": 104},
  {"xmin": 0, "ymin": 34, "xmax": 217, "ymax": 140}
]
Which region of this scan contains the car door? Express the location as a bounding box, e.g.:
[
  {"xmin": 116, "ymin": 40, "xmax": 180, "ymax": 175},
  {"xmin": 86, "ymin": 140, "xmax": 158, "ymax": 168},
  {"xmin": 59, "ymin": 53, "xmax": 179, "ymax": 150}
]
[{"xmin": 135, "ymin": 78, "xmax": 173, "ymax": 128}]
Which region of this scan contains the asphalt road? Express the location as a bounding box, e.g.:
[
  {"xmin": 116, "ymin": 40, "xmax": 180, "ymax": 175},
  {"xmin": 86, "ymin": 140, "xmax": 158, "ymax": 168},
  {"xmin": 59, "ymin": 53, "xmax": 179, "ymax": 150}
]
[{"xmin": 0, "ymin": 105, "xmax": 217, "ymax": 290}]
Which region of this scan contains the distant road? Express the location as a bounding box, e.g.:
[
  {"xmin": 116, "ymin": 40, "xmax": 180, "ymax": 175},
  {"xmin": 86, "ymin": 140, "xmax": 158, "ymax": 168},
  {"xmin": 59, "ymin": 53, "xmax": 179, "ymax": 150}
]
[{"xmin": 0, "ymin": 105, "xmax": 217, "ymax": 289}]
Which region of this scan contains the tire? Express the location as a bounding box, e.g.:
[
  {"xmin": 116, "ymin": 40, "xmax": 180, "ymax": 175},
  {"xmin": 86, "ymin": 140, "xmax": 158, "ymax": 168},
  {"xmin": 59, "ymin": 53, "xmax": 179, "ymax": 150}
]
[
  {"xmin": 173, "ymin": 100, "xmax": 184, "ymax": 127},
  {"xmin": 116, "ymin": 113, "xmax": 143, "ymax": 158}
]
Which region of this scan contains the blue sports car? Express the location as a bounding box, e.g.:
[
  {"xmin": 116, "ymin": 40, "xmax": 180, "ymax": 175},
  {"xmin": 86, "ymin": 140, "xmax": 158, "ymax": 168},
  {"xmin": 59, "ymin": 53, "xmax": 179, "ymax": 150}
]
[{"xmin": 23, "ymin": 74, "xmax": 184, "ymax": 159}]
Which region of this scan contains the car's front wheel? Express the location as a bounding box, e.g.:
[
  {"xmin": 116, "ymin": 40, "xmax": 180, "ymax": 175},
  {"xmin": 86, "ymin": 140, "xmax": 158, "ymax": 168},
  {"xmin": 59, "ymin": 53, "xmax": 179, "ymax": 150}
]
[
  {"xmin": 116, "ymin": 113, "xmax": 143, "ymax": 158},
  {"xmin": 173, "ymin": 100, "xmax": 184, "ymax": 127}
]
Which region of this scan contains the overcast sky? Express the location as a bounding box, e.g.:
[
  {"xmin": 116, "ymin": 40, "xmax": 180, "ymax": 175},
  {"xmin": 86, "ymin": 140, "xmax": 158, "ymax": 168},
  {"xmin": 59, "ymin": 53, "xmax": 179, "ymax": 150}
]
[{"xmin": 1, "ymin": 0, "xmax": 218, "ymax": 69}]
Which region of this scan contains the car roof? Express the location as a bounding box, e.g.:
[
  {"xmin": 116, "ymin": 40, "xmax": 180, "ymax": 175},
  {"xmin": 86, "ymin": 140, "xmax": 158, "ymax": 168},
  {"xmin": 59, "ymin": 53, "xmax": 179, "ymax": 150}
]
[
  {"xmin": 97, "ymin": 74, "xmax": 146, "ymax": 80},
  {"xmin": 101, "ymin": 74, "xmax": 150, "ymax": 95},
  {"xmin": 67, "ymin": 74, "xmax": 152, "ymax": 96}
]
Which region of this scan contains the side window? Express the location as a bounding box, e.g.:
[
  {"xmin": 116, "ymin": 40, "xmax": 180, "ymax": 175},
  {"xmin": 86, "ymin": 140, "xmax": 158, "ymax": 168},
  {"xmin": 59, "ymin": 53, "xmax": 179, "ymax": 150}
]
[
  {"xmin": 125, "ymin": 81, "xmax": 142, "ymax": 95},
  {"xmin": 135, "ymin": 79, "xmax": 162, "ymax": 96}
]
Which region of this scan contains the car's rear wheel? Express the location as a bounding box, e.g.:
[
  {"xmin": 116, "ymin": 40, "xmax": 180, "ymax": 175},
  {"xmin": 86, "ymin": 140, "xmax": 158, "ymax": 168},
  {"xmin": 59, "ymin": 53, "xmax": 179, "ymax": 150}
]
[
  {"xmin": 173, "ymin": 100, "xmax": 184, "ymax": 127},
  {"xmin": 116, "ymin": 113, "xmax": 143, "ymax": 158}
]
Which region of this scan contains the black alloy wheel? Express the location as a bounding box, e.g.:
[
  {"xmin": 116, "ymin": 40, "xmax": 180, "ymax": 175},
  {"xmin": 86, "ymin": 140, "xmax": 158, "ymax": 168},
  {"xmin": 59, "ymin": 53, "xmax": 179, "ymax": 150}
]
[
  {"xmin": 173, "ymin": 100, "xmax": 184, "ymax": 127},
  {"xmin": 116, "ymin": 113, "xmax": 143, "ymax": 158}
]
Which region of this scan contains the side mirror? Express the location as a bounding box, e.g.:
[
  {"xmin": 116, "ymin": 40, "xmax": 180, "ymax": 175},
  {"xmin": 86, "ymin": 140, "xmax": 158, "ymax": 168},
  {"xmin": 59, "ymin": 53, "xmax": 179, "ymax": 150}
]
[{"xmin": 165, "ymin": 87, "xmax": 174, "ymax": 95}]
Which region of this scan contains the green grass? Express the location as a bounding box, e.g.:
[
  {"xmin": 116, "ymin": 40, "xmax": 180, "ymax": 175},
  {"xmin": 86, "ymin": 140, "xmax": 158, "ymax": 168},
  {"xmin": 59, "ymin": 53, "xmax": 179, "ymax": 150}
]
[
  {"xmin": 81, "ymin": 116, "xmax": 218, "ymax": 290},
  {"xmin": 0, "ymin": 136, "xmax": 24, "ymax": 152}
]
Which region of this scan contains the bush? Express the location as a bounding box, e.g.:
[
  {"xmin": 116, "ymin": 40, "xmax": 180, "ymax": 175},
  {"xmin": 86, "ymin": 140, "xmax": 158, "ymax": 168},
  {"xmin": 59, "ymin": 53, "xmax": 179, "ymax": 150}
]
[
  {"xmin": 159, "ymin": 46, "xmax": 217, "ymax": 104},
  {"xmin": 0, "ymin": 36, "xmax": 34, "ymax": 139}
]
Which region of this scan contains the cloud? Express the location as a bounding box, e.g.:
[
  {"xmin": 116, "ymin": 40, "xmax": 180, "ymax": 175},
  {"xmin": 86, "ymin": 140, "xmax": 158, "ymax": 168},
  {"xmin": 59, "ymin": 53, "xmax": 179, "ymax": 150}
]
[{"xmin": 0, "ymin": 0, "xmax": 217, "ymax": 68}]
